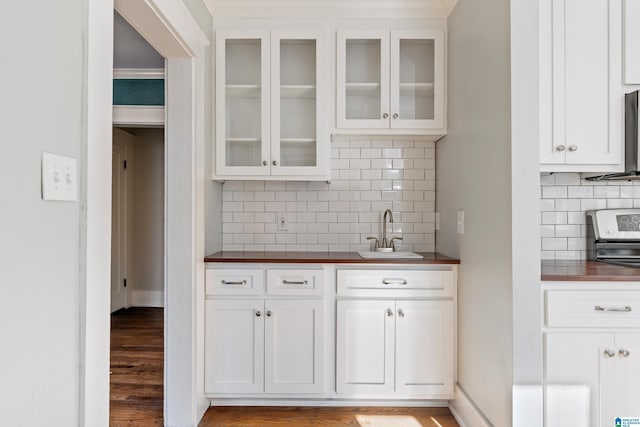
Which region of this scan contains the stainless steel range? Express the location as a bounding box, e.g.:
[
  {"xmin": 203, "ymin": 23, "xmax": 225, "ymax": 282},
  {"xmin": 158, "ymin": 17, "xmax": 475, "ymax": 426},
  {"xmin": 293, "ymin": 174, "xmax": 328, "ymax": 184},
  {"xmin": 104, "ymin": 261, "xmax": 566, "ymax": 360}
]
[{"xmin": 587, "ymin": 209, "xmax": 640, "ymax": 267}]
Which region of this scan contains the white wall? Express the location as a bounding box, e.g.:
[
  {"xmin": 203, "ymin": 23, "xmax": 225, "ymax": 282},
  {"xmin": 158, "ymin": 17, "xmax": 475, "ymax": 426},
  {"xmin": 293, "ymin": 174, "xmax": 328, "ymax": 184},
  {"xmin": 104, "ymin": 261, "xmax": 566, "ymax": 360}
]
[
  {"xmin": 131, "ymin": 129, "xmax": 165, "ymax": 299},
  {"xmin": 0, "ymin": 2, "xmax": 85, "ymax": 425},
  {"xmin": 437, "ymin": 0, "xmax": 513, "ymax": 425}
]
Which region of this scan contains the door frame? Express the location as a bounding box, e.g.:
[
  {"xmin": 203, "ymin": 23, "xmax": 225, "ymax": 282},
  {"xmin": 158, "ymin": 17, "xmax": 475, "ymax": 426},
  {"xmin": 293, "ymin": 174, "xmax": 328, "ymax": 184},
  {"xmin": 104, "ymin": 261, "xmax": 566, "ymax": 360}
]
[{"xmin": 82, "ymin": 1, "xmax": 209, "ymax": 426}]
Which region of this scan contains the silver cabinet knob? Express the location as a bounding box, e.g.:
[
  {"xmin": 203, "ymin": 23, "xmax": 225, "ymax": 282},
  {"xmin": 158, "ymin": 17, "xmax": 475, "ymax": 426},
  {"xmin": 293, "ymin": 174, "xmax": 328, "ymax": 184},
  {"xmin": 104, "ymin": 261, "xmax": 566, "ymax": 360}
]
[
  {"xmin": 569, "ymin": 145, "xmax": 578, "ymax": 152},
  {"xmin": 605, "ymin": 349, "xmax": 615, "ymax": 358},
  {"xmin": 620, "ymin": 349, "xmax": 631, "ymax": 358},
  {"xmin": 386, "ymin": 308, "xmax": 393, "ymax": 317},
  {"xmin": 393, "ymin": 113, "xmax": 399, "ymax": 119},
  {"xmin": 398, "ymin": 308, "xmax": 405, "ymax": 318},
  {"xmin": 263, "ymin": 160, "xmax": 268, "ymax": 166},
  {"xmin": 556, "ymin": 145, "xmax": 566, "ymax": 152},
  {"xmin": 272, "ymin": 160, "xmax": 278, "ymax": 166},
  {"xmin": 255, "ymin": 310, "xmax": 262, "ymax": 317},
  {"xmin": 382, "ymin": 113, "xmax": 389, "ymax": 119},
  {"xmin": 266, "ymin": 310, "xmax": 272, "ymax": 317}
]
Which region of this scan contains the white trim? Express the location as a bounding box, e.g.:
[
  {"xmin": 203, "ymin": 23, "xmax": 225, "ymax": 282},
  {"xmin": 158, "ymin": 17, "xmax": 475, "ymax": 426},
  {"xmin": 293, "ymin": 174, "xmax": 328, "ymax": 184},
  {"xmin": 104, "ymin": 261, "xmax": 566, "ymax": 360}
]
[
  {"xmin": 131, "ymin": 290, "xmax": 165, "ymax": 307},
  {"xmin": 441, "ymin": 0, "xmax": 458, "ymax": 16},
  {"xmin": 210, "ymin": 399, "xmax": 450, "ymax": 407},
  {"xmin": 113, "ymin": 68, "xmax": 165, "ymax": 79},
  {"xmin": 448, "ymin": 384, "xmax": 492, "ymax": 427},
  {"xmin": 112, "ymin": 106, "xmax": 165, "ymax": 127}
]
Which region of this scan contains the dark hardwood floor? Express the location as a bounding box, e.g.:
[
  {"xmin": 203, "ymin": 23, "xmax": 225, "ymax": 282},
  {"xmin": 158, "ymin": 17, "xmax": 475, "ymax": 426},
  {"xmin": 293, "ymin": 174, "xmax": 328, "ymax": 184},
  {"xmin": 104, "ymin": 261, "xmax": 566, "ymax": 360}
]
[
  {"xmin": 110, "ymin": 308, "xmax": 459, "ymax": 427},
  {"xmin": 110, "ymin": 307, "xmax": 164, "ymax": 427}
]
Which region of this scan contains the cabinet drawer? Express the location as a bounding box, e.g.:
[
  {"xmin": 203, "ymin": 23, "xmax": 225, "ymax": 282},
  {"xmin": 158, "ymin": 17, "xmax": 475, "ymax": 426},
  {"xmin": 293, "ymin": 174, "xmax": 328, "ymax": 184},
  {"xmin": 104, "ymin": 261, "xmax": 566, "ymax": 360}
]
[
  {"xmin": 205, "ymin": 269, "xmax": 264, "ymax": 296},
  {"xmin": 266, "ymin": 269, "xmax": 324, "ymax": 296},
  {"xmin": 337, "ymin": 269, "xmax": 454, "ymax": 298},
  {"xmin": 546, "ymin": 290, "xmax": 640, "ymax": 328}
]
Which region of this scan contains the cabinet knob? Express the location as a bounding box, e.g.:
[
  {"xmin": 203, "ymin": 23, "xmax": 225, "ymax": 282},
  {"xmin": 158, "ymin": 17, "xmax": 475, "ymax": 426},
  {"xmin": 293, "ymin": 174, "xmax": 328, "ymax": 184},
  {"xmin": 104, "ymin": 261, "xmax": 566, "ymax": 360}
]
[
  {"xmin": 263, "ymin": 160, "xmax": 268, "ymax": 166},
  {"xmin": 604, "ymin": 349, "xmax": 615, "ymax": 358},
  {"xmin": 568, "ymin": 145, "xmax": 578, "ymax": 152},
  {"xmin": 393, "ymin": 113, "xmax": 399, "ymax": 119},
  {"xmin": 620, "ymin": 349, "xmax": 631, "ymax": 358},
  {"xmin": 266, "ymin": 310, "xmax": 272, "ymax": 317},
  {"xmin": 398, "ymin": 308, "xmax": 405, "ymax": 318},
  {"xmin": 386, "ymin": 308, "xmax": 393, "ymax": 317},
  {"xmin": 556, "ymin": 145, "xmax": 566, "ymax": 152},
  {"xmin": 255, "ymin": 310, "xmax": 262, "ymax": 317},
  {"xmin": 272, "ymin": 160, "xmax": 278, "ymax": 166},
  {"xmin": 382, "ymin": 113, "xmax": 389, "ymax": 119}
]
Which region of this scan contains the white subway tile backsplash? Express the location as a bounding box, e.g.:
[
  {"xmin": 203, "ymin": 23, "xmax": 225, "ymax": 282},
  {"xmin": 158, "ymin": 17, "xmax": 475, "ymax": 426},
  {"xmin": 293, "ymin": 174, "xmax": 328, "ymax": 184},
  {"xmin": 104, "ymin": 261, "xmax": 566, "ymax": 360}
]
[
  {"xmin": 540, "ymin": 172, "xmax": 640, "ymax": 260},
  {"xmin": 222, "ymin": 138, "xmax": 437, "ymax": 252}
]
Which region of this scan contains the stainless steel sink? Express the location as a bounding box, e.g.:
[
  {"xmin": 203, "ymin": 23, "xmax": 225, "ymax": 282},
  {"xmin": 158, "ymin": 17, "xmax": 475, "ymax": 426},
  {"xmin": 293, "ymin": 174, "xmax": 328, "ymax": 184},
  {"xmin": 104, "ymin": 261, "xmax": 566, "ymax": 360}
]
[{"xmin": 357, "ymin": 251, "xmax": 423, "ymax": 259}]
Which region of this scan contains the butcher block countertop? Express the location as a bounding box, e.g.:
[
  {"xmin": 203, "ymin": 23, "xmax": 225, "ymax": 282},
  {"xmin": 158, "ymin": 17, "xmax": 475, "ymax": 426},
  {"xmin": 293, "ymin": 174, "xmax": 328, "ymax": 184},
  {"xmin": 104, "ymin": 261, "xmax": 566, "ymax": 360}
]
[
  {"xmin": 542, "ymin": 260, "xmax": 640, "ymax": 282},
  {"xmin": 204, "ymin": 251, "xmax": 460, "ymax": 265}
]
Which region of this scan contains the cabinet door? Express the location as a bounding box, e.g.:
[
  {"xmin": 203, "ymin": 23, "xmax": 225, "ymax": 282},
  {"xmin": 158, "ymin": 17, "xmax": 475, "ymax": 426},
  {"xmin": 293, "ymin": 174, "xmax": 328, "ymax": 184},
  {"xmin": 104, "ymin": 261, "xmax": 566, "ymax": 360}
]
[
  {"xmin": 545, "ymin": 333, "xmax": 616, "ymax": 427},
  {"xmin": 390, "ymin": 30, "xmax": 445, "ymax": 130},
  {"xmin": 264, "ymin": 299, "xmax": 324, "ymax": 393},
  {"xmin": 336, "ymin": 300, "xmax": 395, "ymax": 395},
  {"xmin": 395, "ymin": 300, "xmax": 453, "ymax": 397},
  {"xmin": 205, "ymin": 299, "xmax": 264, "ymax": 394},
  {"xmin": 612, "ymin": 333, "xmax": 640, "ymax": 424},
  {"xmin": 215, "ymin": 30, "xmax": 271, "ymax": 176},
  {"xmin": 336, "ymin": 30, "xmax": 390, "ymax": 129},
  {"xmin": 540, "ymin": 0, "xmax": 623, "ymax": 170},
  {"xmin": 270, "ymin": 31, "xmax": 329, "ymax": 177},
  {"xmin": 624, "ymin": 0, "xmax": 640, "ymax": 84}
]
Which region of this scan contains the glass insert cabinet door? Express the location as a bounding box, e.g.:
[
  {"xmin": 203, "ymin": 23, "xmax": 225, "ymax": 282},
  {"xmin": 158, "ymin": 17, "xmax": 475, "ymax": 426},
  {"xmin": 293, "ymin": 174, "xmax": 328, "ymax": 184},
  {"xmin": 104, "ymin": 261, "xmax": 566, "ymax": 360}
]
[
  {"xmin": 215, "ymin": 30, "xmax": 327, "ymax": 178},
  {"xmin": 337, "ymin": 29, "xmax": 444, "ymax": 130}
]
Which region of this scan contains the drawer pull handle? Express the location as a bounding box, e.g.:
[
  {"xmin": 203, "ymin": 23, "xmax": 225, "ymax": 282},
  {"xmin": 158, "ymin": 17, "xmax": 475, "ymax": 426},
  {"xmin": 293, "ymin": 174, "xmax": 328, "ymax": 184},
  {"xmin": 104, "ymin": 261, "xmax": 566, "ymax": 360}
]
[
  {"xmin": 620, "ymin": 349, "xmax": 631, "ymax": 358},
  {"xmin": 594, "ymin": 305, "xmax": 632, "ymax": 312},
  {"xmin": 282, "ymin": 280, "xmax": 308, "ymax": 285},
  {"xmin": 604, "ymin": 349, "xmax": 615, "ymax": 358},
  {"xmin": 221, "ymin": 280, "xmax": 247, "ymax": 285},
  {"xmin": 383, "ymin": 278, "xmax": 407, "ymax": 285}
]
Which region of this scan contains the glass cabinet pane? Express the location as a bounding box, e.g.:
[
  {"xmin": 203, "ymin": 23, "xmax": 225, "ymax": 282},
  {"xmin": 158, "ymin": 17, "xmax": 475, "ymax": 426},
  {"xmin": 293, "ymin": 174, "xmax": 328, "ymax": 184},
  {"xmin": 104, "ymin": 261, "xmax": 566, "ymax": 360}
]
[
  {"xmin": 398, "ymin": 39, "xmax": 435, "ymax": 121},
  {"xmin": 345, "ymin": 39, "xmax": 382, "ymax": 120},
  {"xmin": 279, "ymin": 39, "xmax": 317, "ymax": 167},
  {"xmin": 225, "ymin": 39, "xmax": 263, "ymax": 167}
]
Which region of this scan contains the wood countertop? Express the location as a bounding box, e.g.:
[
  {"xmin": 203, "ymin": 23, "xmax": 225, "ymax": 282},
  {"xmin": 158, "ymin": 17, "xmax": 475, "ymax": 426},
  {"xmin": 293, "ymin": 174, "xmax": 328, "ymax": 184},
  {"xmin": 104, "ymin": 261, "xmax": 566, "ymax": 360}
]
[
  {"xmin": 204, "ymin": 251, "xmax": 460, "ymax": 265},
  {"xmin": 541, "ymin": 260, "xmax": 640, "ymax": 282}
]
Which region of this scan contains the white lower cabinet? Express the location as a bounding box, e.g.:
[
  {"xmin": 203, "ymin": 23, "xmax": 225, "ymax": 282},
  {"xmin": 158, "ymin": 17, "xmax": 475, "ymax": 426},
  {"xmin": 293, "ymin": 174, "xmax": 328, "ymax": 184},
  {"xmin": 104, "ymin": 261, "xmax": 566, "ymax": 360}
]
[
  {"xmin": 336, "ymin": 268, "xmax": 456, "ymax": 399},
  {"xmin": 544, "ymin": 287, "xmax": 640, "ymax": 426},
  {"xmin": 205, "ymin": 266, "xmax": 325, "ymax": 396}
]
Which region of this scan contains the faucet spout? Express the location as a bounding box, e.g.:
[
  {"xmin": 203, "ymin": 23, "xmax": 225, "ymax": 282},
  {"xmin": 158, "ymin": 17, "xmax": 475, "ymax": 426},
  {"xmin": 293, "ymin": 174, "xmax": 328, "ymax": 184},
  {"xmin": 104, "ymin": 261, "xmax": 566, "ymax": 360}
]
[{"xmin": 382, "ymin": 209, "xmax": 394, "ymax": 248}]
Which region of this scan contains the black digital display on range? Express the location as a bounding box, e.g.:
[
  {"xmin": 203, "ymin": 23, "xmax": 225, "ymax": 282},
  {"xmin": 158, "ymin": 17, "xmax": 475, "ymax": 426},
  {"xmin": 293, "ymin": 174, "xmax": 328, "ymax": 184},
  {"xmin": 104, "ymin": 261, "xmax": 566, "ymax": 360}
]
[{"xmin": 616, "ymin": 214, "xmax": 640, "ymax": 231}]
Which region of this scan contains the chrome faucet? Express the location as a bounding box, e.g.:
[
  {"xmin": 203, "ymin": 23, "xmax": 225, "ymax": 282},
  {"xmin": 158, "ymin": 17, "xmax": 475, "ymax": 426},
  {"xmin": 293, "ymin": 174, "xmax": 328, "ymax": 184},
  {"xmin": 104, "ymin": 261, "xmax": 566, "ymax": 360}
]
[{"xmin": 381, "ymin": 209, "xmax": 393, "ymax": 249}]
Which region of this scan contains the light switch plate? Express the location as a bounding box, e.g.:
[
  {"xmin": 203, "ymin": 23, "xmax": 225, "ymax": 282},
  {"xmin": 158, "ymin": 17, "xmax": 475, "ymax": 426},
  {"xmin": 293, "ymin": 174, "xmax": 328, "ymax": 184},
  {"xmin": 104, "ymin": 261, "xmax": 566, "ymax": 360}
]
[{"xmin": 42, "ymin": 152, "xmax": 78, "ymax": 201}]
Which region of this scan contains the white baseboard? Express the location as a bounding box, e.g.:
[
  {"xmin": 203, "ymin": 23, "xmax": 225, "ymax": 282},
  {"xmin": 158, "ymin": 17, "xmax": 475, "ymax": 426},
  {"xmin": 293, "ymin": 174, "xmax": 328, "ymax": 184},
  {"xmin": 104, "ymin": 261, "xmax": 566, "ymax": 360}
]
[
  {"xmin": 449, "ymin": 384, "xmax": 492, "ymax": 427},
  {"xmin": 131, "ymin": 290, "xmax": 164, "ymax": 307}
]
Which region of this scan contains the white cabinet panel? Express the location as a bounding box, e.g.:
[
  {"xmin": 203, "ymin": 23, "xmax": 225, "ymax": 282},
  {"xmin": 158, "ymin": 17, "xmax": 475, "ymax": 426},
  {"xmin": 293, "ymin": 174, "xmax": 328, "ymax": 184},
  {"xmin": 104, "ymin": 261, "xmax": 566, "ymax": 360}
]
[
  {"xmin": 395, "ymin": 300, "xmax": 453, "ymax": 396},
  {"xmin": 264, "ymin": 300, "xmax": 324, "ymax": 393},
  {"xmin": 205, "ymin": 299, "xmax": 264, "ymax": 394},
  {"xmin": 624, "ymin": 0, "xmax": 640, "ymax": 84},
  {"xmin": 336, "ymin": 300, "xmax": 395, "ymax": 395},
  {"xmin": 613, "ymin": 333, "xmax": 640, "ymax": 422}
]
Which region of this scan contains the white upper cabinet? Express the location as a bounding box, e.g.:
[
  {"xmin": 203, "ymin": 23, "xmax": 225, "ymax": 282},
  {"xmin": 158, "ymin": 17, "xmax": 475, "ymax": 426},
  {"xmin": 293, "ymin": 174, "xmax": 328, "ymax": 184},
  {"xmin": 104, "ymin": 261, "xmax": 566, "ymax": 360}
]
[
  {"xmin": 539, "ymin": 0, "xmax": 624, "ymax": 172},
  {"xmin": 336, "ymin": 28, "xmax": 446, "ymax": 138},
  {"xmin": 215, "ymin": 29, "xmax": 329, "ymax": 180},
  {"xmin": 624, "ymin": 0, "xmax": 640, "ymax": 84}
]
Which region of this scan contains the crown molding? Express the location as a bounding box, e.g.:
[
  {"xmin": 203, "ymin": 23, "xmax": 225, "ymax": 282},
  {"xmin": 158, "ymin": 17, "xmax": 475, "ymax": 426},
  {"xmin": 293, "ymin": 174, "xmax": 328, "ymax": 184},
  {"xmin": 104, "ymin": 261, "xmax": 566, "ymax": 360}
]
[{"xmin": 204, "ymin": 0, "xmax": 453, "ymax": 20}]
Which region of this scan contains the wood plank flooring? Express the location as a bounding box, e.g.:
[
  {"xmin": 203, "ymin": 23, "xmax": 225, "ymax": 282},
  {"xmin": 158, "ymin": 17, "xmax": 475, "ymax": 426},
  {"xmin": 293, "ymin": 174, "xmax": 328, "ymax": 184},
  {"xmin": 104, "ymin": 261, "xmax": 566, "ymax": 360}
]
[
  {"xmin": 110, "ymin": 307, "xmax": 164, "ymax": 427},
  {"xmin": 110, "ymin": 308, "xmax": 459, "ymax": 427},
  {"xmin": 199, "ymin": 406, "xmax": 459, "ymax": 427}
]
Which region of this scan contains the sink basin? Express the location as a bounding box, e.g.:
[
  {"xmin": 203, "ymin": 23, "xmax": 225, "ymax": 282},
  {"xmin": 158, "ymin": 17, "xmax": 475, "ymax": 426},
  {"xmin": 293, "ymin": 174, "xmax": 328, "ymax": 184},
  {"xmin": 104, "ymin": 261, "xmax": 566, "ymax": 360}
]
[{"xmin": 357, "ymin": 251, "xmax": 423, "ymax": 259}]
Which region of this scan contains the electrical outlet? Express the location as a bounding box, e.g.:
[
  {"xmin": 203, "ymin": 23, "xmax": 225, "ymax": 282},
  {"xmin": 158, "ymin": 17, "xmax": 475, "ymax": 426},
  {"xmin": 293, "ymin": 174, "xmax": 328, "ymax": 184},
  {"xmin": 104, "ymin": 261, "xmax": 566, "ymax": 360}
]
[
  {"xmin": 277, "ymin": 213, "xmax": 288, "ymax": 231},
  {"xmin": 457, "ymin": 211, "xmax": 465, "ymax": 234},
  {"xmin": 42, "ymin": 152, "xmax": 77, "ymax": 201}
]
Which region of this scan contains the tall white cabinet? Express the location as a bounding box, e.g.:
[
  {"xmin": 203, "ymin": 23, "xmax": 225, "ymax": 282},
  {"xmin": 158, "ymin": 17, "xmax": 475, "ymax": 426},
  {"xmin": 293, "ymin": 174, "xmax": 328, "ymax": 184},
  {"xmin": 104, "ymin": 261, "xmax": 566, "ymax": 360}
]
[
  {"xmin": 336, "ymin": 29, "xmax": 446, "ymax": 137},
  {"xmin": 539, "ymin": 0, "xmax": 623, "ymax": 172},
  {"xmin": 215, "ymin": 30, "xmax": 329, "ymax": 180}
]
